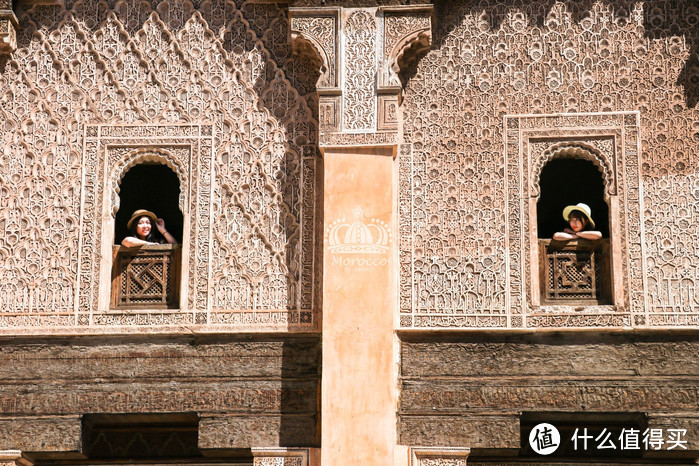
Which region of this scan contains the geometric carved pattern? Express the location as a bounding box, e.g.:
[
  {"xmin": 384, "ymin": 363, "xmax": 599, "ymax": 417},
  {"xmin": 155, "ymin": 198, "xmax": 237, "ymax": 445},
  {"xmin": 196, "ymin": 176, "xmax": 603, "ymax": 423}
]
[
  {"xmin": 540, "ymin": 239, "xmax": 610, "ymax": 304},
  {"xmin": 399, "ymin": 0, "xmax": 697, "ymax": 329},
  {"xmin": 0, "ymin": 0, "xmax": 319, "ymax": 331}
]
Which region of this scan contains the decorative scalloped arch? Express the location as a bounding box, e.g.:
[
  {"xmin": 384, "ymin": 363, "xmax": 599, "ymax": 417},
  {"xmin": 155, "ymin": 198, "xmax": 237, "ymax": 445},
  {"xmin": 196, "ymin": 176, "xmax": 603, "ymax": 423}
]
[
  {"xmin": 388, "ymin": 28, "xmax": 431, "ymax": 87},
  {"xmin": 290, "ymin": 31, "xmax": 327, "ymax": 88},
  {"xmin": 531, "ymin": 141, "xmax": 616, "ymax": 200},
  {"xmin": 109, "ymin": 147, "xmax": 188, "ymax": 216}
]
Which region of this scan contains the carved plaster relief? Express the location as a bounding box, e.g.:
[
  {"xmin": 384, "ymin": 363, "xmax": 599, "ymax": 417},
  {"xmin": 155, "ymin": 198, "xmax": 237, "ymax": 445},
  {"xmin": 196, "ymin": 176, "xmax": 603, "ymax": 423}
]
[
  {"xmin": 0, "ymin": 0, "xmax": 319, "ymax": 332},
  {"xmin": 290, "ymin": 8, "xmax": 340, "ymax": 133},
  {"xmin": 344, "ymin": 9, "xmax": 377, "ymax": 132},
  {"xmin": 380, "ymin": 7, "xmax": 432, "ymax": 89},
  {"xmin": 290, "ymin": 11, "xmax": 338, "ymax": 89},
  {"xmin": 82, "ymin": 125, "xmax": 209, "ymax": 327},
  {"xmin": 400, "ymin": 0, "xmax": 696, "ymax": 329},
  {"xmin": 399, "ymin": 113, "xmax": 642, "ymax": 329},
  {"xmin": 292, "ymin": 6, "xmax": 432, "ymax": 145},
  {"xmin": 505, "ymin": 112, "xmax": 643, "ymax": 328}
]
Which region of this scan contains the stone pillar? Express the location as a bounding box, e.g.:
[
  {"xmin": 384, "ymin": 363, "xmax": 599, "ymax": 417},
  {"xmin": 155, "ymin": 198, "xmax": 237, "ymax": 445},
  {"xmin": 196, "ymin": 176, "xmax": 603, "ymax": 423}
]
[
  {"xmin": 322, "ymin": 146, "xmax": 395, "ymax": 465},
  {"xmin": 291, "ymin": 5, "xmax": 433, "ymax": 464}
]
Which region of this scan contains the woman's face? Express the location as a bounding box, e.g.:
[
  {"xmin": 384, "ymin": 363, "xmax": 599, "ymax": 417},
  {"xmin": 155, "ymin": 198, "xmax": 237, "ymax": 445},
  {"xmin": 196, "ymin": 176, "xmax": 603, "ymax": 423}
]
[
  {"xmin": 136, "ymin": 216, "xmax": 152, "ymax": 239},
  {"xmin": 568, "ymin": 213, "xmax": 587, "ymax": 232}
]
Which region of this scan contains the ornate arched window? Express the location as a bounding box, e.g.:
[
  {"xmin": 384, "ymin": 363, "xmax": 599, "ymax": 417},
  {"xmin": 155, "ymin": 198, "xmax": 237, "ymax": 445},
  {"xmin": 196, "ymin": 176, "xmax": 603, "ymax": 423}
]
[
  {"xmin": 111, "ymin": 163, "xmax": 183, "ymax": 309},
  {"xmin": 536, "ymin": 154, "xmax": 612, "ymax": 305}
]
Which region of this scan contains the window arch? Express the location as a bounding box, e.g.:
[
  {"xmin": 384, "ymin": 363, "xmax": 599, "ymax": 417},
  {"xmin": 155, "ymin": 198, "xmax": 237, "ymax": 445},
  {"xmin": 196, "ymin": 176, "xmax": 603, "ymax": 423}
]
[
  {"xmin": 111, "ymin": 162, "xmax": 183, "ymax": 310},
  {"xmin": 534, "ymin": 151, "xmax": 613, "ymax": 305},
  {"xmin": 537, "ymin": 158, "xmax": 609, "ymax": 239},
  {"xmin": 115, "ymin": 163, "xmax": 183, "ymax": 245}
]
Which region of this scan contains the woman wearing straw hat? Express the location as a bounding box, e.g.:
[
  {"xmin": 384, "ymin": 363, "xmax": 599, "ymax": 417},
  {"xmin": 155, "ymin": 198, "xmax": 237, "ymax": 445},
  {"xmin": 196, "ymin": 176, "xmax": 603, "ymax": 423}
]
[
  {"xmin": 121, "ymin": 209, "xmax": 177, "ymax": 247},
  {"xmin": 552, "ymin": 203, "xmax": 602, "ymax": 241}
]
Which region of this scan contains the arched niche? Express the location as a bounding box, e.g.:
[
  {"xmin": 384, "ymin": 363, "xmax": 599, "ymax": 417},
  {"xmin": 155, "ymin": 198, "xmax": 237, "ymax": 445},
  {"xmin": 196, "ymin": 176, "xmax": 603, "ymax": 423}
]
[
  {"xmin": 536, "ymin": 157, "xmax": 610, "ymax": 239},
  {"xmin": 114, "ymin": 164, "xmax": 184, "ymax": 244},
  {"xmin": 110, "ymin": 148, "xmax": 187, "ymax": 244}
]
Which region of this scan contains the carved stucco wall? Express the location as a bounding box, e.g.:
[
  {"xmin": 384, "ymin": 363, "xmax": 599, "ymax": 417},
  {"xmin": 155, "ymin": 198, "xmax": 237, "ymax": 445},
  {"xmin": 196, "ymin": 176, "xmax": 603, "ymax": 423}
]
[
  {"xmin": 400, "ymin": 0, "xmax": 699, "ymax": 328},
  {"xmin": 0, "ymin": 0, "xmax": 320, "ymax": 331}
]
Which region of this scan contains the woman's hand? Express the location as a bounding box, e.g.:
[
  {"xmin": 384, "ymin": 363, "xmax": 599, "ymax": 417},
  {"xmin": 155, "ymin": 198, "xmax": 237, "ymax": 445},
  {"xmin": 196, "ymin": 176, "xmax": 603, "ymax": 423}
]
[
  {"xmin": 155, "ymin": 218, "xmax": 167, "ymax": 234},
  {"xmin": 155, "ymin": 218, "xmax": 178, "ymax": 245}
]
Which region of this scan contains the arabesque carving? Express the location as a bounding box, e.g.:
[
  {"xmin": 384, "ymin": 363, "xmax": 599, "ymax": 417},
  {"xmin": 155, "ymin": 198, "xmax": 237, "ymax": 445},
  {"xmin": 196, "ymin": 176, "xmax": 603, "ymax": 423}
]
[
  {"xmin": 400, "ymin": 0, "xmax": 697, "ymax": 328},
  {"xmin": 531, "ymin": 141, "xmax": 617, "ymax": 199},
  {"xmin": 290, "ymin": 13, "xmax": 337, "ymax": 89},
  {"xmin": 0, "ymin": 0, "xmax": 320, "ymax": 331},
  {"xmin": 344, "ymin": 10, "xmax": 377, "ymax": 131},
  {"xmin": 381, "ymin": 7, "xmax": 432, "ymax": 88}
]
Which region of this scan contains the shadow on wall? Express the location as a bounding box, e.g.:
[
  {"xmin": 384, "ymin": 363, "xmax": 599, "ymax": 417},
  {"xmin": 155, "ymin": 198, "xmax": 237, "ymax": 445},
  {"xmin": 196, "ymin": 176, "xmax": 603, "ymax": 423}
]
[{"xmin": 426, "ymin": 0, "xmax": 697, "ymax": 108}]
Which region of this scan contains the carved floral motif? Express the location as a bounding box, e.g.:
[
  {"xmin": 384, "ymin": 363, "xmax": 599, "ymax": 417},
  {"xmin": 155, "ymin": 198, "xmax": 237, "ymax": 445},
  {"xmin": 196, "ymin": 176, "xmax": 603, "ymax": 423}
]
[{"xmin": 344, "ymin": 10, "xmax": 376, "ymax": 131}]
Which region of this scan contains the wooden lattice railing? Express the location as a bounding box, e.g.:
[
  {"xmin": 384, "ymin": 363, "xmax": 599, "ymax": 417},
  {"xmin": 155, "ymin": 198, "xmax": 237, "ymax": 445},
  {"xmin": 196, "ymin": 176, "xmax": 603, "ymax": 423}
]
[
  {"xmin": 111, "ymin": 245, "xmax": 181, "ymax": 309},
  {"xmin": 539, "ymin": 238, "xmax": 611, "ymax": 305}
]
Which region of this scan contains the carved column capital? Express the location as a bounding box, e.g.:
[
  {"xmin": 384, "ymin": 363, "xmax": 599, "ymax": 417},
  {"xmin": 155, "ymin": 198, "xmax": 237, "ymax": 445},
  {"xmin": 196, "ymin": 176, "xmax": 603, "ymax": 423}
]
[
  {"xmin": 252, "ymin": 447, "xmax": 319, "ymax": 466},
  {"xmin": 410, "ymin": 446, "xmax": 471, "ymax": 466},
  {"xmin": 0, "ymin": 0, "xmax": 18, "ymax": 55},
  {"xmin": 0, "ymin": 451, "xmax": 21, "ymax": 466},
  {"xmin": 290, "ymin": 6, "xmax": 432, "ymax": 148}
]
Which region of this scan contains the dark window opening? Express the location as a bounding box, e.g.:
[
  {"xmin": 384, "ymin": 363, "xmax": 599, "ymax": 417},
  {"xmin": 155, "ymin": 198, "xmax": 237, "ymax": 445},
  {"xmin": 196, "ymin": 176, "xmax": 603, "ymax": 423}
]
[
  {"xmin": 115, "ymin": 163, "xmax": 183, "ymax": 244},
  {"xmin": 537, "ymin": 157, "xmax": 612, "ymax": 305},
  {"xmin": 537, "ymin": 158, "xmax": 609, "ymax": 239}
]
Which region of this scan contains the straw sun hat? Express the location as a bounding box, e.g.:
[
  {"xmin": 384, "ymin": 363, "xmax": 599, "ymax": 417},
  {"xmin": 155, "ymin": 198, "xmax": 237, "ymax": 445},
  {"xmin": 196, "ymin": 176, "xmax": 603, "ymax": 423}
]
[
  {"xmin": 127, "ymin": 209, "xmax": 158, "ymax": 230},
  {"xmin": 562, "ymin": 203, "xmax": 595, "ymax": 229}
]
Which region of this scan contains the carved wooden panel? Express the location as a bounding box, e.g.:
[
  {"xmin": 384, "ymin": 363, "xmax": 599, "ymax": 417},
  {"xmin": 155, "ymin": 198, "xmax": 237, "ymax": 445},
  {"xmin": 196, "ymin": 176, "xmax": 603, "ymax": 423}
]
[
  {"xmin": 540, "ymin": 239, "xmax": 610, "ymax": 304},
  {"xmin": 112, "ymin": 245, "xmax": 180, "ymax": 309},
  {"xmin": 0, "ymin": 0, "xmax": 319, "ymax": 331},
  {"xmin": 400, "ymin": 0, "xmax": 697, "ymax": 328}
]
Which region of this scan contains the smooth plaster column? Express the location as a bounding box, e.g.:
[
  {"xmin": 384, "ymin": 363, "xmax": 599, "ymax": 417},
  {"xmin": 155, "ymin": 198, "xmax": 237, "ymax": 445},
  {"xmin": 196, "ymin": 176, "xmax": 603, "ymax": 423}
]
[{"xmin": 322, "ymin": 147, "xmax": 396, "ymax": 465}]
